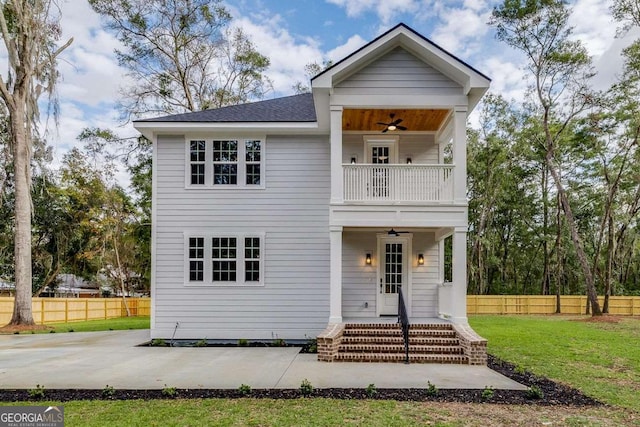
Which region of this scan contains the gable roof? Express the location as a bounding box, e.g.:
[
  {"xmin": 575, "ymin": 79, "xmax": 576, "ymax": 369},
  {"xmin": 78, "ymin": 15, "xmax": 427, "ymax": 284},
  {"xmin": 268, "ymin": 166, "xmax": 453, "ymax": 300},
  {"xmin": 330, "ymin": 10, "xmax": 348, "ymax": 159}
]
[
  {"xmin": 311, "ymin": 23, "xmax": 490, "ymax": 110},
  {"xmin": 135, "ymin": 93, "xmax": 316, "ymax": 123},
  {"xmin": 313, "ymin": 23, "xmax": 490, "ymax": 84}
]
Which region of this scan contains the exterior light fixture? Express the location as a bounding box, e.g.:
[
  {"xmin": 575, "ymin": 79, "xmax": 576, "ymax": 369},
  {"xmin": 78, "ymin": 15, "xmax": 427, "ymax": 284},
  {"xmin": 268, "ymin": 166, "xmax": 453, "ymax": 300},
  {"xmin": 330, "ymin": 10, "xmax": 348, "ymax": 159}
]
[
  {"xmin": 417, "ymin": 253, "xmax": 424, "ymax": 265},
  {"xmin": 350, "ymin": 156, "xmax": 357, "ymax": 164},
  {"xmin": 365, "ymin": 253, "xmax": 372, "ymax": 265},
  {"xmin": 406, "ymin": 157, "xmax": 412, "ymax": 164}
]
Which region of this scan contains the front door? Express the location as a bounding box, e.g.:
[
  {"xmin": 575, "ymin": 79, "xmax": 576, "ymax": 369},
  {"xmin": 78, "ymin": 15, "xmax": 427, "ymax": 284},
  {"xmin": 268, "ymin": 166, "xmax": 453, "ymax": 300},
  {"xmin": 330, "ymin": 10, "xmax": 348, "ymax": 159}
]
[{"xmin": 377, "ymin": 236, "xmax": 410, "ymax": 315}]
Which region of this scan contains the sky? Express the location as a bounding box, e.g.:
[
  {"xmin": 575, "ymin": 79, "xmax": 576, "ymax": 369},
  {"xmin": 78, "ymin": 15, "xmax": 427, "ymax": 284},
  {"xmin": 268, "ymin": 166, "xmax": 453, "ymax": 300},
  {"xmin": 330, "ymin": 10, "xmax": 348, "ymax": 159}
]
[{"xmin": 26, "ymin": 0, "xmax": 640, "ymax": 186}]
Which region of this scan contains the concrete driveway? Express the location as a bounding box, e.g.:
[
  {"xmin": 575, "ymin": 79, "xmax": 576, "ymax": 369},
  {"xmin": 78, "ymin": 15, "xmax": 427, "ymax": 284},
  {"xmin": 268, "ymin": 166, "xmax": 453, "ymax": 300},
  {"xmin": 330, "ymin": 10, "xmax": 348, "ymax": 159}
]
[{"xmin": 0, "ymin": 330, "xmax": 525, "ymax": 390}]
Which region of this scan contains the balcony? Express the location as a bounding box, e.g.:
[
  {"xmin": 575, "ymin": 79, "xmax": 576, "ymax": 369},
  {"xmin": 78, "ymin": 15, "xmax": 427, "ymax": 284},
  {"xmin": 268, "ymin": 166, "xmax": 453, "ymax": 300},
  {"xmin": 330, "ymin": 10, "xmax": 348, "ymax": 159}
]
[{"xmin": 343, "ymin": 164, "xmax": 454, "ymax": 204}]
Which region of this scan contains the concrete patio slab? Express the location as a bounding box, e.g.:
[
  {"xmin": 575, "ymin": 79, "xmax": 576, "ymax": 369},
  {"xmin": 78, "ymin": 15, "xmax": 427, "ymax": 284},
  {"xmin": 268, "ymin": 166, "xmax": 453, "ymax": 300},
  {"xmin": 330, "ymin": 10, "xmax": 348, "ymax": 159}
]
[{"xmin": 0, "ymin": 330, "xmax": 526, "ymax": 391}]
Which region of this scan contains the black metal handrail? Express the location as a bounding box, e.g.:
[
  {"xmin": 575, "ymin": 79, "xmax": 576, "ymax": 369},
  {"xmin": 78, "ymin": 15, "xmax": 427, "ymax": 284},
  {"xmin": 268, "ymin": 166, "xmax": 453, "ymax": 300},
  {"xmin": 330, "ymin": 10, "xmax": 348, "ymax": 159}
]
[{"xmin": 398, "ymin": 286, "xmax": 410, "ymax": 364}]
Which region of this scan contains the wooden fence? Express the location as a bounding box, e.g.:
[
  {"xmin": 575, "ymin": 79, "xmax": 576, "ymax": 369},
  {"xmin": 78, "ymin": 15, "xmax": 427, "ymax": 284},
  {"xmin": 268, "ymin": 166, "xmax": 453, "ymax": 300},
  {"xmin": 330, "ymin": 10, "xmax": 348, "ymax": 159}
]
[
  {"xmin": 467, "ymin": 295, "xmax": 640, "ymax": 316},
  {"xmin": 0, "ymin": 297, "xmax": 151, "ymax": 325}
]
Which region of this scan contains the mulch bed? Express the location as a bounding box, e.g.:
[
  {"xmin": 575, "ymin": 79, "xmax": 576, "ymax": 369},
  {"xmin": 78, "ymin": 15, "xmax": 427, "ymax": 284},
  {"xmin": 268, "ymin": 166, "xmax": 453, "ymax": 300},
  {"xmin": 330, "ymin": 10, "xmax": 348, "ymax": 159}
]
[{"xmin": 0, "ymin": 354, "xmax": 601, "ymax": 406}]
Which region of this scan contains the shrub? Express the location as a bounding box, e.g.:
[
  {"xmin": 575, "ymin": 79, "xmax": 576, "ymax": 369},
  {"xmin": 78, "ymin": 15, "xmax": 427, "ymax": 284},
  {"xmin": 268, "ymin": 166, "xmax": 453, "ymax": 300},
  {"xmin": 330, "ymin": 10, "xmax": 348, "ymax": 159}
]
[
  {"xmin": 238, "ymin": 339, "xmax": 248, "ymax": 346},
  {"xmin": 195, "ymin": 339, "xmax": 207, "ymax": 347},
  {"xmin": 272, "ymin": 338, "xmax": 286, "ymax": 347},
  {"xmin": 365, "ymin": 383, "xmax": 377, "ymax": 398},
  {"xmin": 102, "ymin": 385, "xmax": 115, "ymax": 399},
  {"xmin": 238, "ymin": 384, "xmax": 252, "ymax": 396},
  {"xmin": 161, "ymin": 385, "xmax": 177, "ymax": 398},
  {"xmin": 300, "ymin": 379, "xmax": 313, "ymax": 397},
  {"xmin": 28, "ymin": 384, "xmax": 46, "ymax": 400},
  {"xmin": 306, "ymin": 338, "xmax": 317, "ymax": 353},
  {"xmin": 526, "ymin": 385, "xmax": 544, "ymax": 400},
  {"xmin": 481, "ymin": 386, "xmax": 494, "ymax": 401},
  {"xmin": 151, "ymin": 339, "xmax": 166, "ymax": 347},
  {"xmin": 426, "ymin": 381, "xmax": 438, "ymax": 397}
]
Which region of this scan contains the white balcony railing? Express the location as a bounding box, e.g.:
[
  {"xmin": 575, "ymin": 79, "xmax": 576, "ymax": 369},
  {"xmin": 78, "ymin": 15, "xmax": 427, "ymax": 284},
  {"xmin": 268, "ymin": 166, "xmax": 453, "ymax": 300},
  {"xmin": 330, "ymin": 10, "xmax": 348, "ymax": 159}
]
[{"xmin": 343, "ymin": 164, "xmax": 454, "ymax": 203}]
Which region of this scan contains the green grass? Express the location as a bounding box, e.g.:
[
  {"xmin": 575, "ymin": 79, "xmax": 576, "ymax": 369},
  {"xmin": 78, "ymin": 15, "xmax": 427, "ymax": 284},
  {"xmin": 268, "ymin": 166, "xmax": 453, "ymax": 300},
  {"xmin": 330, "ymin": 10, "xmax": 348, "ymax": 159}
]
[
  {"xmin": 1, "ymin": 399, "xmax": 634, "ymax": 427},
  {"xmin": 470, "ymin": 315, "xmax": 640, "ymax": 412},
  {"xmin": 25, "ymin": 316, "xmax": 150, "ymax": 334}
]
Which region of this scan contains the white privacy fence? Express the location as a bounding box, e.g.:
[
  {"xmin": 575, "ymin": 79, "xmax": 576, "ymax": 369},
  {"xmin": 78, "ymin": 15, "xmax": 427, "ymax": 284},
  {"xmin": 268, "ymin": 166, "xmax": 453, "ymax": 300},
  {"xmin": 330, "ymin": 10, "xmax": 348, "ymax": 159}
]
[{"xmin": 343, "ymin": 164, "xmax": 454, "ymax": 203}]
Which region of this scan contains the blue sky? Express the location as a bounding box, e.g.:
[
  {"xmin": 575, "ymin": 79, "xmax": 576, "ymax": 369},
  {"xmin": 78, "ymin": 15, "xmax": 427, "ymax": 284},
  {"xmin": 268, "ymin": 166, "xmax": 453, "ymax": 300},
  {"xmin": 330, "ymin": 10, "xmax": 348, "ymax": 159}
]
[{"xmin": 36, "ymin": 0, "xmax": 637, "ymax": 185}]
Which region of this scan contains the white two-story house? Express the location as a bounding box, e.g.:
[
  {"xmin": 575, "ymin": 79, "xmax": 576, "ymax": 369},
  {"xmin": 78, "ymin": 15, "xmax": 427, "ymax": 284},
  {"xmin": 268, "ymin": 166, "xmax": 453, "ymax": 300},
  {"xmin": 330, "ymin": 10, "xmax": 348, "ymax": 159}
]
[{"xmin": 134, "ymin": 23, "xmax": 490, "ymax": 364}]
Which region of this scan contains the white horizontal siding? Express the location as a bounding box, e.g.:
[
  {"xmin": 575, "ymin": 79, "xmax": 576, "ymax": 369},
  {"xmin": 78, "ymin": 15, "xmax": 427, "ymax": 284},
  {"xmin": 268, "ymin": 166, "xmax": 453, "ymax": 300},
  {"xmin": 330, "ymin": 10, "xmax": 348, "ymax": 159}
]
[
  {"xmin": 341, "ymin": 231, "xmax": 439, "ymax": 318},
  {"xmin": 335, "ymin": 47, "xmax": 463, "ymax": 97},
  {"xmin": 153, "ymin": 134, "xmax": 331, "ymax": 339},
  {"xmin": 411, "ymin": 232, "xmax": 439, "ymax": 317},
  {"xmin": 342, "ymin": 231, "xmax": 378, "ymax": 317}
]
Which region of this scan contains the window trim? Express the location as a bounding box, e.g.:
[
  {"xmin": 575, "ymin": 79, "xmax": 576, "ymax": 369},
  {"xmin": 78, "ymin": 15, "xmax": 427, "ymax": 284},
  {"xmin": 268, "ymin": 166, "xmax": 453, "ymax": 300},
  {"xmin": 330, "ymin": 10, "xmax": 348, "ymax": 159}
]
[
  {"xmin": 183, "ymin": 232, "xmax": 265, "ymax": 287},
  {"xmin": 184, "ymin": 136, "xmax": 265, "ymax": 189}
]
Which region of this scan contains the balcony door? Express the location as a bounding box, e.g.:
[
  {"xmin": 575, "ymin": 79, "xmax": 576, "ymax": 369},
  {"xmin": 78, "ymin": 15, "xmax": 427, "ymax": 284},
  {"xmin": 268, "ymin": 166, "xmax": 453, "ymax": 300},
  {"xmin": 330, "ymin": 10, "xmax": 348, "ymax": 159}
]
[
  {"xmin": 377, "ymin": 234, "xmax": 411, "ymax": 316},
  {"xmin": 365, "ymin": 136, "xmax": 398, "ymax": 199}
]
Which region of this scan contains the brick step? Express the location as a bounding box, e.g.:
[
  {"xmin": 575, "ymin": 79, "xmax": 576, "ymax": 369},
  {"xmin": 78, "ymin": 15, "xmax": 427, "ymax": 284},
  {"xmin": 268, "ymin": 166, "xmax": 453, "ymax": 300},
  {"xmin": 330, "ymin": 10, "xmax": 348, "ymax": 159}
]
[
  {"xmin": 408, "ymin": 329, "xmax": 457, "ymax": 338},
  {"xmin": 343, "ymin": 328, "xmax": 456, "ymax": 338},
  {"xmin": 343, "ymin": 323, "xmax": 403, "ymax": 329},
  {"xmin": 343, "ymin": 328, "xmax": 402, "ymax": 336},
  {"xmin": 334, "ymin": 352, "xmax": 469, "ymax": 364},
  {"xmin": 409, "ymin": 324, "xmax": 455, "ymax": 330},
  {"xmin": 338, "ymin": 344, "xmax": 465, "ymax": 354},
  {"xmin": 341, "ymin": 336, "xmax": 459, "ymax": 346}
]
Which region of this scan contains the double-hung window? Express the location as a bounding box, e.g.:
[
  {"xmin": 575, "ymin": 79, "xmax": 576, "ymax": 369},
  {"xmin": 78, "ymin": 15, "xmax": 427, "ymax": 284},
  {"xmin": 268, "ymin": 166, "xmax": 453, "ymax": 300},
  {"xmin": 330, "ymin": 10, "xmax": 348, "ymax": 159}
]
[
  {"xmin": 213, "ymin": 140, "xmax": 238, "ymax": 185},
  {"xmin": 212, "ymin": 237, "xmax": 237, "ymax": 282},
  {"xmin": 188, "ymin": 237, "xmax": 205, "ymax": 282},
  {"xmin": 189, "ymin": 141, "xmax": 206, "ymax": 185},
  {"xmin": 185, "ymin": 234, "xmax": 263, "ymax": 285},
  {"xmin": 186, "ymin": 138, "xmax": 264, "ymax": 188}
]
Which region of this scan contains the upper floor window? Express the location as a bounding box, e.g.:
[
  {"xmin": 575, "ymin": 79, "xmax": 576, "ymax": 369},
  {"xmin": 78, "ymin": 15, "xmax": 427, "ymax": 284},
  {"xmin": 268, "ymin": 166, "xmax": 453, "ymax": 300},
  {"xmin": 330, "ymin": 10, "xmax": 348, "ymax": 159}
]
[
  {"xmin": 213, "ymin": 140, "xmax": 238, "ymax": 185},
  {"xmin": 186, "ymin": 138, "xmax": 264, "ymax": 188},
  {"xmin": 189, "ymin": 140, "xmax": 206, "ymax": 185}
]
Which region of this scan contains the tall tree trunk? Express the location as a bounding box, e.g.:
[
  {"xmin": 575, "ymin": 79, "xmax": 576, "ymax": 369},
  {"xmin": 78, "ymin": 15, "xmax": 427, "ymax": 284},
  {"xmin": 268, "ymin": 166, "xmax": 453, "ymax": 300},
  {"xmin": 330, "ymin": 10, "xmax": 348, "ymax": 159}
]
[
  {"xmin": 9, "ymin": 100, "xmax": 35, "ymax": 325},
  {"xmin": 603, "ymin": 216, "xmax": 615, "ymax": 313},
  {"xmin": 541, "ymin": 165, "xmax": 551, "ymax": 295},
  {"xmin": 113, "ymin": 234, "xmax": 131, "ymax": 317},
  {"xmin": 555, "ymin": 192, "xmax": 562, "ymax": 314},
  {"xmin": 545, "ymin": 151, "xmax": 602, "ymax": 315}
]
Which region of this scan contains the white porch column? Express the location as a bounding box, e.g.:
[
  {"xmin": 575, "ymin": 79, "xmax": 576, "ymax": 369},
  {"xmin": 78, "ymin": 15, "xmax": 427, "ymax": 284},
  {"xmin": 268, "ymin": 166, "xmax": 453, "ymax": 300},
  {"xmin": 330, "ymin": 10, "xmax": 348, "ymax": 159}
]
[
  {"xmin": 330, "ymin": 105, "xmax": 344, "ymax": 204},
  {"xmin": 450, "ymin": 226, "xmax": 468, "ymax": 323},
  {"xmin": 329, "ymin": 225, "xmax": 343, "ymax": 324},
  {"xmin": 452, "ymin": 106, "xmax": 468, "ymax": 204}
]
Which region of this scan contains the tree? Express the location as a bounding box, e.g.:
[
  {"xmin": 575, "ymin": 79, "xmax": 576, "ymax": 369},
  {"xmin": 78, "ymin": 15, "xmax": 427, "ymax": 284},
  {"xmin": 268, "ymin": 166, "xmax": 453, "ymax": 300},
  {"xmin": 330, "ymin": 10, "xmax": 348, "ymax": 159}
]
[
  {"xmin": 491, "ymin": 0, "xmax": 602, "ymax": 315},
  {"xmin": 0, "ymin": 0, "xmax": 72, "ymax": 325},
  {"xmin": 89, "ymin": 0, "xmax": 271, "ymax": 118}
]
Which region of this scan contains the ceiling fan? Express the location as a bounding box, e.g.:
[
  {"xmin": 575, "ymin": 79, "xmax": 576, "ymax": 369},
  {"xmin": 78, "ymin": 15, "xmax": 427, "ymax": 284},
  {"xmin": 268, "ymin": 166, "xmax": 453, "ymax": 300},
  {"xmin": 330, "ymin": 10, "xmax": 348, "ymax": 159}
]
[
  {"xmin": 387, "ymin": 228, "xmax": 411, "ymax": 236},
  {"xmin": 377, "ymin": 113, "xmax": 407, "ymax": 133}
]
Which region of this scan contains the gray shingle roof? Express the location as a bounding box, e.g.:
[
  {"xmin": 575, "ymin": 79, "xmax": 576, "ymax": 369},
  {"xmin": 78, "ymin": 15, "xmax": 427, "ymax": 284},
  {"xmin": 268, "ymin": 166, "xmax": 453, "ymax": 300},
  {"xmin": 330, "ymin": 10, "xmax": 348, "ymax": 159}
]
[{"xmin": 135, "ymin": 93, "xmax": 316, "ymax": 123}]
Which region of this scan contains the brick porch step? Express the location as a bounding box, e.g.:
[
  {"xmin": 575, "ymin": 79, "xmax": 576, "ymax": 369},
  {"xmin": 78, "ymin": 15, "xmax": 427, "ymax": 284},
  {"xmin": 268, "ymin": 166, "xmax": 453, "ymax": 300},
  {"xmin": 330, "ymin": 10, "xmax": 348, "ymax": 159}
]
[
  {"xmin": 334, "ymin": 352, "xmax": 469, "ymax": 364},
  {"xmin": 341, "ymin": 336, "xmax": 460, "ymax": 346},
  {"xmin": 339, "ymin": 343, "xmax": 465, "ymax": 354}
]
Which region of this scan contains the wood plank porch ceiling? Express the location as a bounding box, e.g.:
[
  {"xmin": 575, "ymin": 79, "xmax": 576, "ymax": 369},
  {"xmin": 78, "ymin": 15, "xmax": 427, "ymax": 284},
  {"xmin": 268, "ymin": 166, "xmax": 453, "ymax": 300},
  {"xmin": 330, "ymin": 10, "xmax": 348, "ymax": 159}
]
[{"xmin": 342, "ymin": 108, "xmax": 449, "ymax": 132}]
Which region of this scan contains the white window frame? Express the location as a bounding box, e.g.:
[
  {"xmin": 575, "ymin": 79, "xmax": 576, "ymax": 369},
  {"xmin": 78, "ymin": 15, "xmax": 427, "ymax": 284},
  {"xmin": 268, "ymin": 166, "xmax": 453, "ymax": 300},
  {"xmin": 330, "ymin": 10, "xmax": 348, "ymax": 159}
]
[
  {"xmin": 184, "ymin": 136, "xmax": 265, "ymax": 189},
  {"xmin": 188, "ymin": 140, "xmax": 206, "ymax": 185},
  {"xmin": 183, "ymin": 232, "xmax": 265, "ymax": 287}
]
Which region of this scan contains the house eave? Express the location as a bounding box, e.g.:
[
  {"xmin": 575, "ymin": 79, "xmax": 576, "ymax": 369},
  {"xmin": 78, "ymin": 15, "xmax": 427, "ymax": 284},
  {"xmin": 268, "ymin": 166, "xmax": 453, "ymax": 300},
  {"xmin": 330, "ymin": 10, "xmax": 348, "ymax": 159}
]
[{"xmin": 133, "ymin": 121, "xmax": 322, "ymax": 140}]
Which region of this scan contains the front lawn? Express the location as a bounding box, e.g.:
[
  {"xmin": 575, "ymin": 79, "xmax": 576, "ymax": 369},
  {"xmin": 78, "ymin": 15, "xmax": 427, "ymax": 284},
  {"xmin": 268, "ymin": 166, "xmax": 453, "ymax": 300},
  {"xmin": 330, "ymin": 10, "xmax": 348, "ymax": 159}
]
[
  {"xmin": 6, "ymin": 316, "xmax": 151, "ymax": 334},
  {"xmin": 470, "ymin": 315, "xmax": 640, "ymax": 412}
]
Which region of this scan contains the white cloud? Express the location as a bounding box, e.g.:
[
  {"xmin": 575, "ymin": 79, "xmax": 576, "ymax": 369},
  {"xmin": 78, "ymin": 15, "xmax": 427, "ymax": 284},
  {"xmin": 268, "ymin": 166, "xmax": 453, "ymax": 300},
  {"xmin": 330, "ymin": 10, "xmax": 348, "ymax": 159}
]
[
  {"xmin": 430, "ymin": 5, "xmax": 492, "ymax": 55},
  {"xmin": 326, "ymin": 35, "xmax": 368, "ymax": 63},
  {"xmin": 569, "ymin": 0, "xmax": 616, "ymax": 58},
  {"xmin": 326, "ymin": 0, "xmax": 420, "ymax": 25}
]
